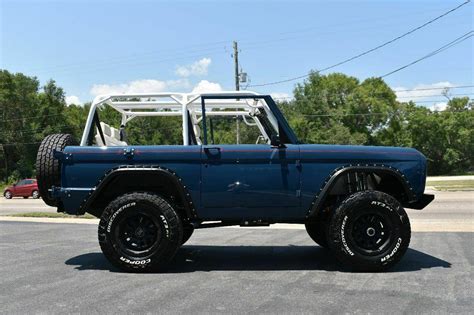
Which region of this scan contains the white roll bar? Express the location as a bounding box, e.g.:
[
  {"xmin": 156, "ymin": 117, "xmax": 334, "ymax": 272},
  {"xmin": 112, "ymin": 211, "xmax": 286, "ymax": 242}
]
[{"xmin": 80, "ymin": 91, "xmax": 271, "ymax": 146}]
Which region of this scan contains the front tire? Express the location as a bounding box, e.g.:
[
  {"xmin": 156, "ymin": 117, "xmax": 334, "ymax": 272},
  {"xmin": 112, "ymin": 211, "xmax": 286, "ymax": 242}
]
[
  {"xmin": 98, "ymin": 192, "xmax": 183, "ymax": 272},
  {"xmin": 327, "ymin": 191, "xmax": 411, "ymax": 271},
  {"xmin": 4, "ymin": 191, "xmax": 12, "ymax": 199}
]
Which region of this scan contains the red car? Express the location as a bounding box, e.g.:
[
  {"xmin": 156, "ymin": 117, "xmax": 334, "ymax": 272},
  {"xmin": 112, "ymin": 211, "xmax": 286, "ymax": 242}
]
[{"xmin": 3, "ymin": 179, "xmax": 40, "ymax": 199}]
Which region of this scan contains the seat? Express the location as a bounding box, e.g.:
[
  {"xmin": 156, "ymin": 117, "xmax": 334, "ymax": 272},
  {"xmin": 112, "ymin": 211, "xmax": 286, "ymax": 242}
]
[{"xmin": 95, "ymin": 122, "xmax": 128, "ymax": 146}]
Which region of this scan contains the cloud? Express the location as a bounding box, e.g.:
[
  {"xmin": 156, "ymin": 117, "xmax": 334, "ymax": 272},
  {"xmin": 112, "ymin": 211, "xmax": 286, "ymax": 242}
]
[
  {"xmin": 90, "ymin": 79, "xmax": 190, "ymax": 96},
  {"xmin": 176, "ymin": 58, "xmax": 211, "ymax": 77},
  {"xmin": 430, "ymin": 102, "xmax": 448, "ymax": 111},
  {"xmin": 90, "ymin": 78, "xmax": 223, "ymax": 97},
  {"xmin": 65, "ymin": 95, "xmax": 82, "ymax": 105},
  {"xmin": 393, "ymin": 81, "xmax": 454, "ymax": 102},
  {"xmin": 191, "ymin": 80, "xmax": 223, "ymax": 93}
]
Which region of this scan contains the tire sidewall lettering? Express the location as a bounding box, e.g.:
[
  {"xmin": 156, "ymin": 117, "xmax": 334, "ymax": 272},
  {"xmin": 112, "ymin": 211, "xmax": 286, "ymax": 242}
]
[
  {"xmin": 107, "ymin": 202, "xmax": 136, "ymax": 233},
  {"xmin": 381, "ymin": 237, "xmax": 402, "ymax": 263},
  {"xmin": 160, "ymin": 214, "xmax": 170, "ymax": 238},
  {"xmin": 341, "ymin": 215, "xmax": 355, "ymax": 256},
  {"xmin": 119, "ymin": 256, "xmax": 151, "ymax": 265}
]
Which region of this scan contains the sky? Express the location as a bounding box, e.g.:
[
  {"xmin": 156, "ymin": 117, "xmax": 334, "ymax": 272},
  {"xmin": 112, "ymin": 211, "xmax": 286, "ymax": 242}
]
[{"xmin": 1, "ymin": 0, "xmax": 473, "ymax": 110}]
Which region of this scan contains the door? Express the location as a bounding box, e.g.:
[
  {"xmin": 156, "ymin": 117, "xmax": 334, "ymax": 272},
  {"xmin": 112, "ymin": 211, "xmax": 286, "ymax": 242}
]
[
  {"xmin": 198, "ymin": 95, "xmax": 301, "ymax": 219},
  {"xmin": 14, "ymin": 180, "xmax": 28, "ymax": 196},
  {"xmin": 201, "ymin": 144, "xmax": 300, "ymax": 213}
]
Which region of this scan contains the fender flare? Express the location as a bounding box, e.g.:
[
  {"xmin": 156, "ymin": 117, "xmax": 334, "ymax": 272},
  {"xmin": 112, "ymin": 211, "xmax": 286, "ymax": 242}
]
[
  {"xmin": 80, "ymin": 165, "xmax": 197, "ymax": 219},
  {"xmin": 306, "ymin": 164, "xmax": 417, "ymax": 218}
]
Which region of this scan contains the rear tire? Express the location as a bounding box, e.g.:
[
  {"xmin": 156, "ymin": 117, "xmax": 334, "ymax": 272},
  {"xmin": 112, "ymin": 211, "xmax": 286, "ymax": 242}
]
[
  {"xmin": 35, "ymin": 134, "xmax": 76, "ymax": 206},
  {"xmin": 98, "ymin": 192, "xmax": 183, "ymax": 272},
  {"xmin": 32, "ymin": 190, "xmax": 40, "ymax": 199},
  {"xmin": 327, "ymin": 190, "xmax": 411, "ymax": 271},
  {"xmin": 305, "ymin": 220, "xmax": 328, "ymax": 248}
]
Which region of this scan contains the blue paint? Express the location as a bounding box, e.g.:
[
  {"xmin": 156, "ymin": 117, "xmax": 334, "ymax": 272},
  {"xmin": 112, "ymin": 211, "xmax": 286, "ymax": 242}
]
[{"xmin": 58, "ymin": 141, "xmax": 427, "ymax": 220}]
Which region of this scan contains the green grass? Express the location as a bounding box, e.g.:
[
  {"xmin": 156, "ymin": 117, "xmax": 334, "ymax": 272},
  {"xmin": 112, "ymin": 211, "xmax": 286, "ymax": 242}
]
[
  {"xmin": 426, "ymin": 180, "xmax": 474, "ymax": 191},
  {"xmin": 9, "ymin": 212, "xmax": 96, "ymax": 219}
]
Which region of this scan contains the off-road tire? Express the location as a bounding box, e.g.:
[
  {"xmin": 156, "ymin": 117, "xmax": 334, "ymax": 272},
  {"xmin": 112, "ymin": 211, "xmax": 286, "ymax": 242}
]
[
  {"xmin": 36, "ymin": 134, "xmax": 76, "ymax": 206},
  {"xmin": 305, "ymin": 220, "xmax": 328, "ymax": 248},
  {"xmin": 181, "ymin": 224, "xmax": 194, "ymax": 245},
  {"xmin": 98, "ymin": 192, "xmax": 183, "ymax": 272},
  {"xmin": 327, "ymin": 190, "xmax": 411, "ymax": 271}
]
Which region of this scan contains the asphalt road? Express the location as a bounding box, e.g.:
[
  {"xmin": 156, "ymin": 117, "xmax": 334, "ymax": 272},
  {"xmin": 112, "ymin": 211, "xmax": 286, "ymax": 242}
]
[{"xmin": 0, "ymin": 221, "xmax": 472, "ymax": 314}]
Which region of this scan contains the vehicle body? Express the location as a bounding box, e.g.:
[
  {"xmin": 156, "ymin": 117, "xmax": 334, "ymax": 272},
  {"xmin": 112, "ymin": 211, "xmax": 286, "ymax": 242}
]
[
  {"xmin": 3, "ymin": 179, "xmax": 39, "ymax": 199},
  {"xmin": 36, "ymin": 91, "xmax": 433, "ymax": 272}
]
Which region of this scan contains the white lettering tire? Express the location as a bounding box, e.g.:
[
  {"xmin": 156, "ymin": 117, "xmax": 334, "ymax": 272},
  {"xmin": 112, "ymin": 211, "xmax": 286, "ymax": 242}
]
[
  {"xmin": 98, "ymin": 192, "xmax": 183, "ymax": 272},
  {"xmin": 327, "ymin": 190, "xmax": 411, "ymax": 271}
]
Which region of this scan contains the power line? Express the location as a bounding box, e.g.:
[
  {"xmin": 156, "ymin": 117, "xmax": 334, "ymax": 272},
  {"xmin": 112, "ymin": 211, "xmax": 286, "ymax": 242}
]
[
  {"xmin": 273, "ymin": 92, "xmax": 474, "ymax": 100},
  {"xmin": 394, "ymin": 84, "xmax": 474, "ymax": 92},
  {"xmin": 248, "ymin": 0, "xmax": 471, "ymax": 87},
  {"xmin": 381, "ymin": 31, "xmax": 473, "ymax": 77}
]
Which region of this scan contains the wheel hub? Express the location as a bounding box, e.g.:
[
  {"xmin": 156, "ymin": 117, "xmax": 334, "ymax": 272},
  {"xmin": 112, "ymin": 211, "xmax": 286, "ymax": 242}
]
[
  {"xmin": 351, "ymin": 213, "xmax": 391, "ymax": 254},
  {"xmin": 118, "ymin": 213, "xmax": 160, "ymax": 252},
  {"xmin": 366, "ymin": 227, "xmax": 376, "ymax": 237}
]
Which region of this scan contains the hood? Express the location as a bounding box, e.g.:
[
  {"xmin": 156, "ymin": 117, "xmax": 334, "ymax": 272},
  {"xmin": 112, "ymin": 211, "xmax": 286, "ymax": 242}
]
[{"xmin": 298, "ymin": 144, "xmax": 424, "ymax": 162}]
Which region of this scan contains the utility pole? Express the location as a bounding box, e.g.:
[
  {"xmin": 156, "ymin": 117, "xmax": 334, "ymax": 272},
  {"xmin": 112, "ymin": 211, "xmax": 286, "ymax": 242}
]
[
  {"xmin": 233, "ymin": 41, "xmax": 240, "ymax": 144},
  {"xmin": 233, "ymin": 41, "xmax": 240, "ymax": 91}
]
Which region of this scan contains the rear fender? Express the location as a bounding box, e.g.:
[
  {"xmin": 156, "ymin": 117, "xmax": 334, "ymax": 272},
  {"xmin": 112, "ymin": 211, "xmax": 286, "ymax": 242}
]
[{"xmin": 80, "ymin": 165, "xmax": 197, "ymax": 219}]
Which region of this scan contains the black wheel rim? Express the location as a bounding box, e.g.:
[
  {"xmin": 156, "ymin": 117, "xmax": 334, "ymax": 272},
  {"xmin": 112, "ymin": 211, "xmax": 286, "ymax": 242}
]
[
  {"xmin": 349, "ymin": 213, "xmax": 392, "ymax": 255},
  {"xmin": 116, "ymin": 212, "xmax": 161, "ymax": 255}
]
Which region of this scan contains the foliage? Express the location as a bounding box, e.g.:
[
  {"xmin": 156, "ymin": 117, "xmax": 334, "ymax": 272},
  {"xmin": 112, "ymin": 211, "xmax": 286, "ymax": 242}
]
[{"xmin": 0, "ymin": 69, "xmax": 472, "ymax": 179}]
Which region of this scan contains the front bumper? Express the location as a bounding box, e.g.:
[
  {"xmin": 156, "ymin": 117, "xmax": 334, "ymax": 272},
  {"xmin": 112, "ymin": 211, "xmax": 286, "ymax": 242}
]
[{"xmin": 404, "ymin": 193, "xmax": 434, "ymax": 210}]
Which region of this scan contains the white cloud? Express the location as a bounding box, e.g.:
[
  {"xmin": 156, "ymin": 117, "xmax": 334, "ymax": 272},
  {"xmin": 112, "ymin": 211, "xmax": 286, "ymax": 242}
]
[
  {"xmin": 430, "ymin": 102, "xmax": 448, "ymax": 111},
  {"xmin": 270, "ymin": 92, "xmax": 292, "ymax": 101},
  {"xmin": 90, "ymin": 78, "xmax": 223, "ymax": 96},
  {"xmin": 393, "ymin": 81, "xmax": 454, "ymax": 102},
  {"xmin": 90, "ymin": 79, "xmax": 190, "ymax": 96},
  {"xmin": 176, "ymin": 58, "xmax": 211, "ymax": 77},
  {"xmin": 65, "ymin": 95, "xmax": 82, "ymax": 106},
  {"xmin": 191, "ymin": 80, "xmax": 223, "ymax": 93}
]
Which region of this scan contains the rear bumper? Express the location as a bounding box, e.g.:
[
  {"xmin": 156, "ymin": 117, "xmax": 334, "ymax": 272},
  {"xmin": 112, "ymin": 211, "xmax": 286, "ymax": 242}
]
[{"xmin": 404, "ymin": 193, "xmax": 434, "ymax": 210}]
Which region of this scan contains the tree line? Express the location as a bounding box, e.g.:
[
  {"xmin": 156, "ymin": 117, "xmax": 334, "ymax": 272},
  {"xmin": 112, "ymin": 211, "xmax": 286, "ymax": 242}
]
[{"xmin": 0, "ymin": 69, "xmax": 472, "ymax": 183}]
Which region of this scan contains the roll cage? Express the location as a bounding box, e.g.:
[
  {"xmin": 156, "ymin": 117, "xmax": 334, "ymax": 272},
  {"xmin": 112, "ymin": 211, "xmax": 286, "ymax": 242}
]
[{"xmin": 80, "ymin": 91, "xmax": 297, "ymax": 146}]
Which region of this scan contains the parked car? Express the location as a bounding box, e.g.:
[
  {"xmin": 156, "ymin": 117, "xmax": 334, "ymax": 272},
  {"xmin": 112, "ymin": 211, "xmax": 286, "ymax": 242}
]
[
  {"xmin": 3, "ymin": 179, "xmax": 40, "ymax": 199},
  {"xmin": 36, "ymin": 91, "xmax": 433, "ymax": 272}
]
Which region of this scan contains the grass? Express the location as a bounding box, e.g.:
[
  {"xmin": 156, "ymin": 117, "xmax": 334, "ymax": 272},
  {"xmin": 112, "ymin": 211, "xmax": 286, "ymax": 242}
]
[
  {"xmin": 9, "ymin": 212, "xmax": 96, "ymax": 219},
  {"xmin": 426, "ymin": 179, "xmax": 474, "ymax": 191}
]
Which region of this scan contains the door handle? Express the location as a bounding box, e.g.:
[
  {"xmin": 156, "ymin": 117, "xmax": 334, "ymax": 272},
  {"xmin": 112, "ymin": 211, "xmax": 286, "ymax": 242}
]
[{"xmin": 204, "ymin": 147, "xmax": 221, "ymax": 155}]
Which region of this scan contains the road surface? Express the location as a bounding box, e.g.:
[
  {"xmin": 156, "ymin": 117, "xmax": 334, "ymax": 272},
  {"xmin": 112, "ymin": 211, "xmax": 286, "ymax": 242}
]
[{"xmin": 0, "ymin": 221, "xmax": 472, "ymax": 314}]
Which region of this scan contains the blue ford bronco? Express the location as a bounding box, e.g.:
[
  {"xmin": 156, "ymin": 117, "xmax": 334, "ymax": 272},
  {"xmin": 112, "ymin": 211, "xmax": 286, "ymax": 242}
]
[{"xmin": 36, "ymin": 92, "xmax": 433, "ymax": 272}]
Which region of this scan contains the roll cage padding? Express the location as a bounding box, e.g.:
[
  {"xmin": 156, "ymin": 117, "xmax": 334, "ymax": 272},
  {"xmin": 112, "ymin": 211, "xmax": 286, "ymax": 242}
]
[
  {"xmin": 306, "ymin": 165, "xmax": 417, "ymax": 218},
  {"xmin": 80, "ymin": 165, "xmax": 197, "ymax": 219}
]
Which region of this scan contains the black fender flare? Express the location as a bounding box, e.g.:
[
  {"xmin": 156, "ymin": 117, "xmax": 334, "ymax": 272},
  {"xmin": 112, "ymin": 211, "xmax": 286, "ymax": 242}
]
[
  {"xmin": 80, "ymin": 165, "xmax": 197, "ymax": 219},
  {"xmin": 306, "ymin": 164, "xmax": 417, "ymax": 218}
]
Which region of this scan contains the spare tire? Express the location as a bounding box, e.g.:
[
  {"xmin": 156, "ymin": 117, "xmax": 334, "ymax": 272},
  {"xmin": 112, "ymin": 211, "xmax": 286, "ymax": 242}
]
[{"xmin": 36, "ymin": 134, "xmax": 77, "ymax": 207}]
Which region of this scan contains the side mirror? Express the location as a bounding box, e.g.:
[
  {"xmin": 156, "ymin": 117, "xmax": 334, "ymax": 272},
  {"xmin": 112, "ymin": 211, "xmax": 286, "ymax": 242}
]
[
  {"xmin": 270, "ymin": 135, "xmax": 285, "ymax": 148},
  {"xmin": 13, "ymin": 183, "xmax": 16, "ymax": 187}
]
